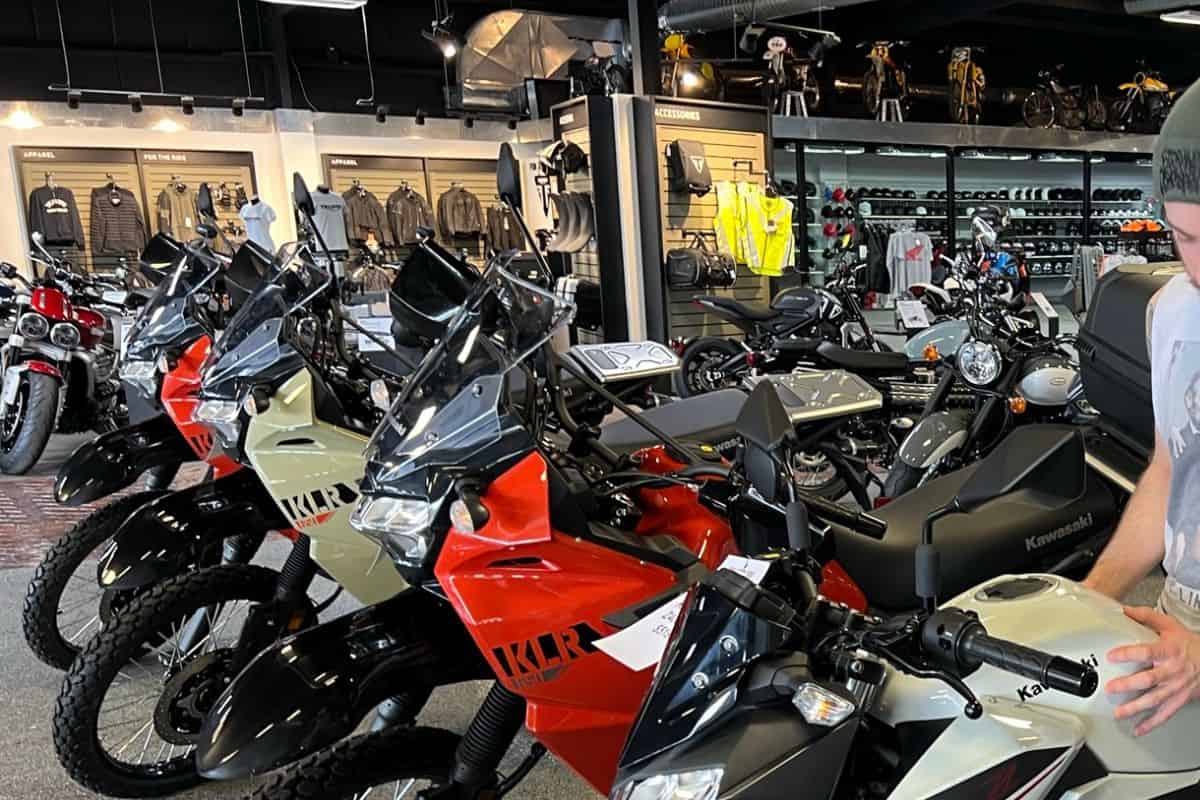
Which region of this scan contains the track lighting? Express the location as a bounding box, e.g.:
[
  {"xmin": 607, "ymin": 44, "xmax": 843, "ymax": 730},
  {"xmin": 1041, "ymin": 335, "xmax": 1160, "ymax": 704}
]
[
  {"xmin": 415, "ymin": 108, "xmax": 426, "ymax": 126},
  {"xmin": 232, "ymin": 97, "xmax": 246, "ymax": 117},
  {"xmin": 680, "ymin": 69, "xmax": 701, "ymax": 89},
  {"xmin": 508, "ymin": 119, "xmax": 517, "ymax": 130},
  {"xmin": 181, "ymin": 95, "xmax": 195, "ymax": 115},
  {"xmin": 67, "ymin": 90, "xmax": 81, "ymax": 110},
  {"xmin": 376, "ymin": 104, "xmax": 388, "ymax": 123},
  {"xmin": 463, "ymin": 116, "xmax": 474, "ymax": 129},
  {"xmin": 128, "ymin": 93, "xmax": 143, "ymax": 113}
]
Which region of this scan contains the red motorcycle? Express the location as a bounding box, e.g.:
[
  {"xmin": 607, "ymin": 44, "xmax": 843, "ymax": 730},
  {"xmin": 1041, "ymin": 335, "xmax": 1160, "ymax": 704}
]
[{"xmin": 0, "ymin": 233, "xmax": 129, "ymax": 473}]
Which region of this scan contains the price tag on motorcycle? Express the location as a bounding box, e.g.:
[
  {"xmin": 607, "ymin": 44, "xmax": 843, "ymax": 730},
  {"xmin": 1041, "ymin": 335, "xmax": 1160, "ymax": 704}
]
[
  {"xmin": 896, "ymin": 300, "xmax": 931, "ymax": 330},
  {"xmin": 355, "ymin": 317, "xmax": 395, "ymax": 353},
  {"xmin": 1030, "ymin": 291, "xmax": 1059, "ymax": 338}
]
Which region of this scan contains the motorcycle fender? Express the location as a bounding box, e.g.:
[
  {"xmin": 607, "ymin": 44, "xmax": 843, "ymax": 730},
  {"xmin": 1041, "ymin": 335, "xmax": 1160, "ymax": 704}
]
[
  {"xmin": 898, "ymin": 411, "xmax": 968, "ymax": 469},
  {"xmin": 195, "ymin": 588, "xmax": 490, "ymax": 780},
  {"xmin": 98, "ymin": 469, "xmax": 289, "ymax": 592},
  {"xmin": 1, "ymin": 361, "xmax": 61, "ymax": 408},
  {"xmin": 54, "ymin": 414, "xmax": 194, "ymax": 506}
]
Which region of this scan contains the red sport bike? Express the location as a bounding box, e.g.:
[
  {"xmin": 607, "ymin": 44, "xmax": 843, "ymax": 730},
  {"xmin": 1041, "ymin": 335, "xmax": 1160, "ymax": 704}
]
[{"xmin": 0, "ymin": 233, "xmax": 135, "ymax": 474}]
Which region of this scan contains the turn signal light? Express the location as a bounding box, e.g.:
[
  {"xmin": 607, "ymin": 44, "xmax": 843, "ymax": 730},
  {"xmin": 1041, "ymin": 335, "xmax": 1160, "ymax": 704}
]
[
  {"xmin": 923, "ymin": 344, "xmax": 940, "ymax": 362},
  {"xmin": 1008, "ymin": 395, "xmax": 1028, "ymax": 415}
]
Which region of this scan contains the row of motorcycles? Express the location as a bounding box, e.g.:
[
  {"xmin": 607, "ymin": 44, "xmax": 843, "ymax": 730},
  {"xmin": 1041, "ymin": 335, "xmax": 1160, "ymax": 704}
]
[{"xmin": 19, "ymin": 151, "xmax": 1197, "ymax": 800}]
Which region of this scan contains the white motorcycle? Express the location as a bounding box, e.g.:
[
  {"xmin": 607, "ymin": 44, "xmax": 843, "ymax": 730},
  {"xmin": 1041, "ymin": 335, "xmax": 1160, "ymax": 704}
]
[{"xmin": 614, "ymin": 392, "xmax": 1197, "ymax": 800}]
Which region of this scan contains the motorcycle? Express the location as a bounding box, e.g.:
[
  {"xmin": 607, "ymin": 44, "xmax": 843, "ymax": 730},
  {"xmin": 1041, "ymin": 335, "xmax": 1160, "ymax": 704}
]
[
  {"xmin": 947, "ymin": 45, "xmax": 985, "ymax": 124},
  {"xmin": 1022, "ymin": 65, "xmax": 1103, "ymax": 130},
  {"xmin": 23, "ymin": 210, "xmax": 268, "ymax": 670},
  {"xmin": 0, "ymin": 234, "xmax": 130, "ymax": 474},
  {"xmin": 861, "ymin": 40, "xmax": 910, "ymax": 118},
  {"xmin": 1108, "ymin": 64, "xmax": 1176, "ymax": 133},
  {"xmin": 614, "ymin": 414, "xmax": 1195, "ymax": 800}
]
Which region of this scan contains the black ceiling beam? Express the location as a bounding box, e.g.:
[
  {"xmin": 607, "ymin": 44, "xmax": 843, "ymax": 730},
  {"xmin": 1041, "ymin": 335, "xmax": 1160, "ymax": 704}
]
[
  {"xmin": 978, "ymin": 10, "xmax": 1184, "ymax": 38},
  {"xmin": 267, "ymin": 6, "xmax": 293, "ymax": 108},
  {"xmin": 869, "ymin": 0, "xmax": 1022, "ymax": 36}
]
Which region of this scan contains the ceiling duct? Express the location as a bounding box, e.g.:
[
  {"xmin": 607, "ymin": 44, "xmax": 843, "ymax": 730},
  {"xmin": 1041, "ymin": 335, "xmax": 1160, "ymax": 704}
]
[
  {"xmin": 452, "ymin": 11, "xmax": 625, "ymax": 114},
  {"xmin": 658, "ymin": 0, "xmax": 878, "ymax": 32}
]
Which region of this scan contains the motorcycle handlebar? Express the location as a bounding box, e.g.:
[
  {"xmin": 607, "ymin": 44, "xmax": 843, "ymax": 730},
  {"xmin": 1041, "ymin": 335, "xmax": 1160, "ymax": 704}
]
[
  {"xmin": 801, "ymin": 491, "xmax": 887, "ymax": 539},
  {"xmin": 961, "ymin": 628, "xmax": 1097, "ymax": 698}
]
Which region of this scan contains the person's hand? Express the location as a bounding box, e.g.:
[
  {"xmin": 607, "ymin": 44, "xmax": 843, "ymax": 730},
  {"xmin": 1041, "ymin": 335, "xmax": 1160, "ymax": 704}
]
[{"xmin": 1106, "ymin": 606, "xmax": 1200, "ymax": 736}]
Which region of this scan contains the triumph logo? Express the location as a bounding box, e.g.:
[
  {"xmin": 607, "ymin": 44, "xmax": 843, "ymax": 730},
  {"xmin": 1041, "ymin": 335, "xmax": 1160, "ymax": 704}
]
[
  {"xmin": 655, "ymin": 107, "xmax": 702, "ymax": 121},
  {"xmin": 280, "ymin": 481, "xmax": 359, "ymax": 530},
  {"xmin": 690, "ymin": 156, "xmax": 707, "ymax": 172},
  {"xmin": 1025, "ymin": 514, "xmax": 1092, "ymax": 552}
]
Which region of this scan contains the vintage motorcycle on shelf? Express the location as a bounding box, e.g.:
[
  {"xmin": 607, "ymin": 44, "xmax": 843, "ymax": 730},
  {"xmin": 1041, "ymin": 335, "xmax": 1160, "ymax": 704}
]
[
  {"xmin": 1108, "ymin": 64, "xmax": 1176, "ymax": 133},
  {"xmin": 0, "ymin": 234, "xmax": 132, "ymax": 474}
]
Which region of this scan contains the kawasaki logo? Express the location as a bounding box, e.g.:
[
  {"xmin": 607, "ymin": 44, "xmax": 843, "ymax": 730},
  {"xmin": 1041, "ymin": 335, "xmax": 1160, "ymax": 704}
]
[
  {"xmin": 690, "ymin": 156, "xmax": 706, "ymax": 172},
  {"xmin": 1025, "ymin": 514, "xmax": 1092, "ymax": 552},
  {"xmin": 1018, "ymin": 654, "xmax": 1098, "ymax": 701},
  {"xmin": 280, "ymin": 481, "xmax": 359, "ymax": 530}
]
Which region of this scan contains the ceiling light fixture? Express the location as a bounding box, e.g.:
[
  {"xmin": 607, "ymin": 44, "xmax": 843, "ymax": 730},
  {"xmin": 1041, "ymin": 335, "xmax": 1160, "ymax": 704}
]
[
  {"xmin": 507, "ymin": 119, "xmax": 517, "ymax": 130},
  {"xmin": 805, "ymin": 145, "xmax": 866, "ymax": 156},
  {"xmin": 1161, "ymin": 9, "xmax": 1200, "ymax": 25},
  {"xmin": 422, "ymin": 1, "xmax": 459, "ymax": 60},
  {"xmin": 232, "ymin": 97, "xmax": 246, "ymax": 117},
  {"xmin": 128, "ymin": 93, "xmax": 144, "ymax": 113},
  {"xmin": 181, "ymin": 95, "xmax": 195, "ymax": 115},
  {"xmin": 153, "ymin": 118, "xmax": 182, "ymax": 133},
  {"xmin": 680, "ymin": 69, "xmax": 701, "ymax": 89},
  {"xmin": 2, "ymin": 108, "xmax": 42, "ymax": 130},
  {"xmin": 67, "ymin": 90, "xmax": 81, "ymax": 110},
  {"xmin": 257, "ymin": 0, "xmax": 367, "ymax": 9},
  {"xmin": 415, "ymin": 108, "xmax": 426, "ymax": 126},
  {"xmin": 877, "ymin": 146, "xmax": 947, "ymax": 159},
  {"xmin": 463, "ymin": 115, "xmax": 474, "ymax": 129},
  {"xmin": 375, "ymin": 104, "xmax": 388, "ymax": 123}
]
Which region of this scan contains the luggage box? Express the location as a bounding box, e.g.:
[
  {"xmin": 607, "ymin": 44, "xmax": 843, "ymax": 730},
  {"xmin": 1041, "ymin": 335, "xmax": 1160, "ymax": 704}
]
[{"xmin": 1078, "ymin": 263, "xmax": 1181, "ymax": 452}]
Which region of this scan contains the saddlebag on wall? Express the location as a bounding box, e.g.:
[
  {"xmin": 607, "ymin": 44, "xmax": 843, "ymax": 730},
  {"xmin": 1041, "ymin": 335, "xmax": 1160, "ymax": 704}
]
[
  {"xmin": 665, "ymin": 140, "xmax": 713, "ymax": 197},
  {"xmin": 666, "ymin": 233, "xmax": 737, "ymax": 290},
  {"xmin": 1078, "ymin": 263, "xmax": 1178, "ymax": 452}
]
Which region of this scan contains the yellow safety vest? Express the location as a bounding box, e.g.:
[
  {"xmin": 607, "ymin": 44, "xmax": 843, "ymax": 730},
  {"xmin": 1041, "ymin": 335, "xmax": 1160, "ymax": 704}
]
[
  {"xmin": 740, "ymin": 184, "xmax": 794, "ymax": 277},
  {"xmin": 712, "ymin": 181, "xmax": 744, "ymax": 263}
]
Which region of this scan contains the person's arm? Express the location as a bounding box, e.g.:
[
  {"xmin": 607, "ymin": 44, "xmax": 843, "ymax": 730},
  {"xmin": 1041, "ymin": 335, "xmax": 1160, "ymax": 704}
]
[{"xmin": 1082, "ymin": 433, "xmax": 1171, "ymax": 599}]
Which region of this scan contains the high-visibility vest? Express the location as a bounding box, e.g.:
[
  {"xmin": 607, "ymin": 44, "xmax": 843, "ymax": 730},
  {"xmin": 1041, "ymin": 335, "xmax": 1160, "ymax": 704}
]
[
  {"xmin": 740, "ymin": 184, "xmax": 795, "ymax": 277},
  {"xmin": 713, "ymin": 181, "xmax": 744, "ymax": 263}
]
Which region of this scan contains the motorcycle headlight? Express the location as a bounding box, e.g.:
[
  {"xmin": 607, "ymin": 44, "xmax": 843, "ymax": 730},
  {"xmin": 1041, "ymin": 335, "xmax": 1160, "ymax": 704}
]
[
  {"xmin": 17, "ymin": 312, "xmax": 49, "ymax": 340},
  {"xmin": 119, "ymin": 359, "xmax": 159, "ymax": 399},
  {"xmin": 350, "ymin": 495, "xmax": 433, "ymax": 566},
  {"xmin": 956, "ymin": 341, "xmax": 1001, "ymax": 387},
  {"xmin": 50, "ymin": 322, "xmax": 81, "ymax": 348},
  {"xmin": 612, "ymin": 769, "xmax": 724, "ymax": 800}
]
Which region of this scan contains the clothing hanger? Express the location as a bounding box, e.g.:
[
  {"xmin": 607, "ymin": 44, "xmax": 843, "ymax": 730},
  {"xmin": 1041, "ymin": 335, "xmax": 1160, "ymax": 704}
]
[{"xmin": 45, "ymin": 172, "xmax": 55, "ymax": 189}]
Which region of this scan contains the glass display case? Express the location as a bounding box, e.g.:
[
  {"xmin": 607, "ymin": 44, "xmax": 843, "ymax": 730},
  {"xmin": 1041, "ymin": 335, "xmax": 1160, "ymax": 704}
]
[{"xmin": 1090, "ymin": 152, "xmax": 1171, "ymax": 258}]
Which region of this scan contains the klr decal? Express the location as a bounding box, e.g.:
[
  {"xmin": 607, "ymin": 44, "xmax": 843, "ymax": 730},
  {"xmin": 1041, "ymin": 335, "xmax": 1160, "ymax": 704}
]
[
  {"xmin": 492, "ymin": 623, "xmax": 603, "ymax": 689},
  {"xmin": 280, "ymin": 482, "xmax": 359, "ymax": 529},
  {"xmin": 1017, "ymin": 654, "xmax": 1098, "ymax": 701}
]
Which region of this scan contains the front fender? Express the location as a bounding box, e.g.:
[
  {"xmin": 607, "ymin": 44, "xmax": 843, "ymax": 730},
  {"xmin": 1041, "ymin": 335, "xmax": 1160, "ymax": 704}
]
[
  {"xmin": 98, "ymin": 469, "xmax": 289, "ymax": 592},
  {"xmin": 195, "ymin": 588, "xmax": 488, "ymax": 780},
  {"xmin": 897, "ymin": 410, "xmax": 969, "ymax": 469},
  {"xmin": 54, "ymin": 414, "xmax": 195, "ymax": 506}
]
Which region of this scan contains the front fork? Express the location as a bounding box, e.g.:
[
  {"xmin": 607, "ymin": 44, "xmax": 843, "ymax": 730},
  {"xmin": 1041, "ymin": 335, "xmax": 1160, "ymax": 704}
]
[
  {"xmin": 176, "ymin": 529, "xmax": 272, "ymax": 660},
  {"xmin": 226, "ymin": 535, "xmax": 317, "ymax": 676}
]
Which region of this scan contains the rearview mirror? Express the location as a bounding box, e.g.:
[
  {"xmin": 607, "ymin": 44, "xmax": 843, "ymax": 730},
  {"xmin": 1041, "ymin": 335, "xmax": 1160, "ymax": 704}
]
[
  {"xmin": 293, "ymin": 172, "xmax": 315, "ymax": 218},
  {"xmin": 497, "ymin": 142, "xmax": 522, "ymax": 211},
  {"xmin": 735, "ymin": 380, "xmax": 794, "ymax": 501},
  {"xmin": 197, "ymin": 183, "xmax": 215, "ymax": 220},
  {"xmin": 953, "ymin": 426, "xmax": 1086, "ymax": 513}
]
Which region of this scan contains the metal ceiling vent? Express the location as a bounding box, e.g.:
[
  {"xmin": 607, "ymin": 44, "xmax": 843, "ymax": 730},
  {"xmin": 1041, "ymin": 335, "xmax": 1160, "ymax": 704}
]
[
  {"xmin": 658, "ymin": 0, "xmax": 878, "ymax": 32},
  {"xmin": 452, "ymin": 10, "xmax": 625, "ymax": 113}
]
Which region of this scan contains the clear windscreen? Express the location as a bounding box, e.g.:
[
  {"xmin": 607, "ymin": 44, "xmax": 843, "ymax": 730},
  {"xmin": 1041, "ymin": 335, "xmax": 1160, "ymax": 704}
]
[
  {"xmin": 123, "ymin": 248, "xmax": 221, "ymax": 357},
  {"xmin": 366, "ymin": 263, "xmax": 574, "ymax": 483},
  {"xmin": 202, "ymin": 243, "xmax": 328, "ymax": 388}
]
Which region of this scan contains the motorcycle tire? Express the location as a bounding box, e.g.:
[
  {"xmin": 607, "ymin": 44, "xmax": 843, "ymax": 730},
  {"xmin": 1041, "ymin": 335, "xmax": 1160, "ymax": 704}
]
[
  {"xmin": 250, "ymin": 726, "xmax": 460, "ymax": 800},
  {"xmin": 23, "ymin": 490, "xmax": 167, "ymax": 670},
  {"xmin": 53, "ymin": 564, "xmax": 280, "ymax": 797},
  {"xmin": 1107, "ymin": 97, "xmax": 1133, "ymax": 132},
  {"xmin": 1022, "ymin": 89, "xmax": 1055, "ymax": 129},
  {"xmin": 0, "ymin": 370, "xmax": 59, "ymax": 474},
  {"xmin": 862, "ymin": 69, "xmax": 881, "ymax": 115},
  {"xmin": 675, "ymin": 338, "xmax": 743, "ymax": 398},
  {"xmin": 883, "ymin": 461, "xmax": 927, "ymax": 500},
  {"xmin": 1086, "ymin": 94, "xmax": 1108, "ymax": 130}
]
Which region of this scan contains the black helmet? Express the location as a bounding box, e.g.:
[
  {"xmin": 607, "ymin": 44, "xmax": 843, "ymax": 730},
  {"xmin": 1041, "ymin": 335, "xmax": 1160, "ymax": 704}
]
[{"xmin": 903, "ymin": 189, "xmax": 917, "ymax": 199}]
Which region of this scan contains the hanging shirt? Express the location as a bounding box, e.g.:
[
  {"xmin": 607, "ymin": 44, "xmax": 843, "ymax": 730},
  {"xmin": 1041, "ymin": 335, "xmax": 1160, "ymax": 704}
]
[
  {"xmin": 89, "ymin": 185, "xmax": 147, "ymax": 255},
  {"xmin": 156, "ymin": 185, "xmax": 199, "ymax": 242},
  {"xmin": 740, "ymin": 184, "xmax": 794, "ymax": 277},
  {"xmin": 28, "ymin": 185, "xmax": 84, "ymax": 247},
  {"xmin": 311, "ymin": 189, "xmax": 350, "ymax": 252},
  {"xmin": 386, "ymin": 187, "xmax": 434, "ymax": 245},
  {"xmin": 885, "ymin": 230, "xmax": 933, "ymax": 299},
  {"xmin": 239, "ymin": 200, "xmax": 277, "ymax": 253}
]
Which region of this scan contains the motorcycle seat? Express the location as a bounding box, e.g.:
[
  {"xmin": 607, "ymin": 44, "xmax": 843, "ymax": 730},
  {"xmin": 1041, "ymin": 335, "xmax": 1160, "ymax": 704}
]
[
  {"xmin": 600, "ymin": 389, "xmax": 745, "ymax": 454},
  {"xmin": 700, "ymin": 296, "xmax": 778, "ymax": 322},
  {"xmin": 815, "ymin": 341, "xmax": 908, "ymax": 375},
  {"xmin": 828, "ymin": 457, "xmax": 1116, "ymax": 612}
]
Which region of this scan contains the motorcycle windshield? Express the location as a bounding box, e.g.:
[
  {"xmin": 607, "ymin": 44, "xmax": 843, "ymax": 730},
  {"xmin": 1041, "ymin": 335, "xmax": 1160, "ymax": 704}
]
[
  {"xmin": 366, "ymin": 262, "xmax": 574, "ymax": 488},
  {"xmin": 618, "ymin": 581, "xmax": 793, "ymax": 770},
  {"xmin": 123, "ymin": 249, "xmax": 219, "ymax": 360},
  {"xmin": 200, "ymin": 243, "xmax": 324, "ymax": 398}
]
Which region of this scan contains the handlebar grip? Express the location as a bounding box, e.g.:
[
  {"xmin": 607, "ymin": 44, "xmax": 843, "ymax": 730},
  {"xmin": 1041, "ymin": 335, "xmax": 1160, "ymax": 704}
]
[
  {"xmin": 962, "ymin": 630, "xmax": 1097, "ymax": 698},
  {"xmin": 800, "ymin": 492, "xmax": 887, "ymax": 540}
]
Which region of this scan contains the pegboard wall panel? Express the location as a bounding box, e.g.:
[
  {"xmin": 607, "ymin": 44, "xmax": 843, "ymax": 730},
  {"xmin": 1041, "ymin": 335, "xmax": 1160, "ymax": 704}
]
[
  {"xmin": 18, "ymin": 150, "xmax": 142, "ymax": 273},
  {"xmin": 327, "ymin": 159, "xmax": 426, "ymax": 258},
  {"xmin": 656, "ymin": 125, "xmax": 770, "ymax": 340},
  {"xmin": 142, "ymin": 163, "xmax": 255, "ymax": 250},
  {"xmin": 560, "ymin": 127, "xmax": 602, "ymax": 343}
]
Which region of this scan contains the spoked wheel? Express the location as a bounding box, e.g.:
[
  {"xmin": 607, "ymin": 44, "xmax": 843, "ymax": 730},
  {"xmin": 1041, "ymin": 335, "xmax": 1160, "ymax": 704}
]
[
  {"xmin": 863, "ymin": 70, "xmax": 881, "ymax": 116},
  {"xmin": 790, "ymin": 450, "xmax": 847, "ymax": 501},
  {"xmin": 949, "ymin": 81, "xmax": 975, "ymax": 124},
  {"xmin": 1059, "ymin": 93, "xmax": 1085, "ymax": 130},
  {"xmin": 1086, "ymin": 92, "xmax": 1108, "ymax": 130},
  {"xmin": 23, "ymin": 490, "xmax": 167, "ymax": 669},
  {"xmin": 1107, "ymin": 97, "xmax": 1134, "ymax": 132},
  {"xmin": 675, "ymin": 338, "xmax": 743, "ymax": 398},
  {"xmin": 53, "ymin": 565, "xmax": 280, "ymax": 797},
  {"xmin": 251, "ymin": 727, "xmax": 461, "ymax": 800},
  {"xmin": 1022, "ymin": 89, "xmax": 1055, "ymax": 128}
]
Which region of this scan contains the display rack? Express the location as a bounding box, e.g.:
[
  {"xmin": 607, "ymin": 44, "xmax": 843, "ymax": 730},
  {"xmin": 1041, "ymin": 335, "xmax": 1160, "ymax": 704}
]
[{"xmin": 139, "ymin": 150, "xmax": 258, "ymax": 254}]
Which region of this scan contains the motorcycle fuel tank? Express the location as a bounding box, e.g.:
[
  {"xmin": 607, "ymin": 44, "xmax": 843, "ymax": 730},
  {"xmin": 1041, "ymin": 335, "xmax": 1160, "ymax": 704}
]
[
  {"xmin": 1019, "ymin": 354, "xmax": 1076, "ymax": 407},
  {"xmin": 877, "ymin": 576, "xmax": 1200, "ymax": 778}
]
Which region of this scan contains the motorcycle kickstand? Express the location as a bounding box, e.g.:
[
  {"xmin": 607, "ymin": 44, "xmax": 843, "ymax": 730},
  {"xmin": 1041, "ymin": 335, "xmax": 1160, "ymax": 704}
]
[{"xmin": 497, "ymin": 744, "xmax": 547, "ymax": 797}]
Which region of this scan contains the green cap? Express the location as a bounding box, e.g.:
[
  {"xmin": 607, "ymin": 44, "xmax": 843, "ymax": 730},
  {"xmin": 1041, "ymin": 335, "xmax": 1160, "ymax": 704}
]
[{"xmin": 1155, "ymin": 80, "xmax": 1200, "ymax": 204}]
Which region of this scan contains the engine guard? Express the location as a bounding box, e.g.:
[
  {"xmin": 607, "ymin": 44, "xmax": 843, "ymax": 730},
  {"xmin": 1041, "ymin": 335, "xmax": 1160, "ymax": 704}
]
[
  {"xmin": 195, "ymin": 588, "xmax": 489, "ymax": 780},
  {"xmin": 898, "ymin": 410, "xmax": 968, "ymax": 469},
  {"xmin": 98, "ymin": 469, "xmax": 290, "ymax": 592},
  {"xmin": 54, "ymin": 414, "xmax": 195, "ymax": 506}
]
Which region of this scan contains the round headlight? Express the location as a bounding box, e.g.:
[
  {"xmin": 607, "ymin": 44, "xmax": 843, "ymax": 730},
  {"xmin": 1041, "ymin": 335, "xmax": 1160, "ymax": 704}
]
[
  {"xmin": 50, "ymin": 322, "xmax": 81, "ymax": 348},
  {"xmin": 17, "ymin": 313, "xmax": 49, "ymax": 340},
  {"xmin": 957, "ymin": 341, "xmax": 1002, "ymax": 386}
]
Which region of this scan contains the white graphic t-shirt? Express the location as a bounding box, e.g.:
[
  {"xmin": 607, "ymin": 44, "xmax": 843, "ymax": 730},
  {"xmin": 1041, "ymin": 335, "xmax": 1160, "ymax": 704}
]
[{"xmin": 1151, "ymin": 274, "xmax": 1200, "ymax": 627}]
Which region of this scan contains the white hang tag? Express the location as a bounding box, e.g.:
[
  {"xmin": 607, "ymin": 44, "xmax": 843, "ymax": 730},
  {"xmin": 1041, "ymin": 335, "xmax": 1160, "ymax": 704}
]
[
  {"xmin": 356, "ymin": 316, "xmax": 394, "ymax": 352},
  {"xmin": 718, "ymin": 554, "xmax": 771, "ymax": 585},
  {"xmin": 594, "ymin": 594, "xmax": 687, "ymax": 672}
]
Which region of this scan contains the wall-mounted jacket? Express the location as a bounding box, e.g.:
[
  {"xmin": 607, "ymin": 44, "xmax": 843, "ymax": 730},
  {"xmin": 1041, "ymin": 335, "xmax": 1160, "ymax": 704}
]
[
  {"xmin": 28, "ymin": 185, "xmax": 84, "ymax": 247},
  {"xmin": 89, "ymin": 184, "xmax": 146, "ymax": 255},
  {"xmin": 387, "ymin": 187, "xmax": 434, "ymax": 245},
  {"xmin": 437, "ymin": 185, "xmax": 484, "ymax": 239},
  {"xmin": 343, "ymin": 188, "xmax": 393, "ymax": 246},
  {"xmin": 156, "ymin": 184, "xmax": 199, "ymax": 242}
]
